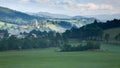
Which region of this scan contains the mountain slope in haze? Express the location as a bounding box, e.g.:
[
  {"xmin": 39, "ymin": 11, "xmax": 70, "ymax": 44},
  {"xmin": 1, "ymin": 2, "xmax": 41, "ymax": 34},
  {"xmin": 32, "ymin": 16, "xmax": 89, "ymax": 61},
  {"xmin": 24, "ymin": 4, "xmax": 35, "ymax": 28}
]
[
  {"xmin": 71, "ymin": 16, "xmax": 97, "ymax": 25},
  {"xmin": 87, "ymin": 14, "xmax": 120, "ymax": 22},
  {"xmin": 30, "ymin": 12, "xmax": 71, "ymax": 19},
  {"xmin": 0, "ymin": 6, "xmax": 45, "ymax": 25}
]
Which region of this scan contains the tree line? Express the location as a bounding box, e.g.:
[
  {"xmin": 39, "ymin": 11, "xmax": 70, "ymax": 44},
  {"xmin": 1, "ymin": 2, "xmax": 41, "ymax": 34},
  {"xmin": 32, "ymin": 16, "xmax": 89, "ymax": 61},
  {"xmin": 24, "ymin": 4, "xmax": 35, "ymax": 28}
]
[{"xmin": 0, "ymin": 30, "xmax": 63, "ymax": 51}]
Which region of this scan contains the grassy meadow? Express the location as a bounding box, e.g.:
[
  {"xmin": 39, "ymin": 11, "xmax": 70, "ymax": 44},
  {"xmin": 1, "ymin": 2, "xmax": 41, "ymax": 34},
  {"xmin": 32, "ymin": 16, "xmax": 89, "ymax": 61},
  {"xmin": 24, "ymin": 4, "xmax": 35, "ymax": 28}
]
[
  {"xmin": 0, "ymin": 44, "xmax": 120, "ymax": 68},
  {"xmin": 104, "ymin": 27, "xmax": 120, "ymax": 41}
]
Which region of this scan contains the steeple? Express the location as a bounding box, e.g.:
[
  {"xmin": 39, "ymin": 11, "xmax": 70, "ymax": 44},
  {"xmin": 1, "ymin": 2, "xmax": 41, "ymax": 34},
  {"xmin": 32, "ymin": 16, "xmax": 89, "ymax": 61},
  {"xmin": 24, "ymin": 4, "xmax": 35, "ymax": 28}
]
[{"xmin": 35, "ymin": 19, "xmax": 39, "ymax": 29}]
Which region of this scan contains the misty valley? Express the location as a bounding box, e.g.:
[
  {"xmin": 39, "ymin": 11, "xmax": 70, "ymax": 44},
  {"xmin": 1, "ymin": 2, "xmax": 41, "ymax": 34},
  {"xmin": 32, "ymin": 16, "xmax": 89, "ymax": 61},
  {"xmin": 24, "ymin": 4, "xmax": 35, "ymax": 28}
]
[{"xmin": 0, "ymin": 1, "xmax": 120, "ymax": 68}]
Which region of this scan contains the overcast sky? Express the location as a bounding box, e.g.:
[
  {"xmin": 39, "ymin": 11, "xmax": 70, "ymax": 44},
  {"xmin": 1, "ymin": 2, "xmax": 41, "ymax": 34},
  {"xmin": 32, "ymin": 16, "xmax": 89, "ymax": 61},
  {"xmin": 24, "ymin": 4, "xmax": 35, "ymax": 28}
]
[{"xmin": 0, "ymin": 0, "xmax": 120, "ymax": 16}]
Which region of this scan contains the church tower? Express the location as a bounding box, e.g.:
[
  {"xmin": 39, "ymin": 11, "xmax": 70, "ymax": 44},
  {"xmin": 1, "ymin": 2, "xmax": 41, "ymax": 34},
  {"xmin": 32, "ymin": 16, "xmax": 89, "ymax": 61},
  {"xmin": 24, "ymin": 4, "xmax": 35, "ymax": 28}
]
[{"xmin": 35, "ymin": 19, "xmax": 39, "ymax": 29}]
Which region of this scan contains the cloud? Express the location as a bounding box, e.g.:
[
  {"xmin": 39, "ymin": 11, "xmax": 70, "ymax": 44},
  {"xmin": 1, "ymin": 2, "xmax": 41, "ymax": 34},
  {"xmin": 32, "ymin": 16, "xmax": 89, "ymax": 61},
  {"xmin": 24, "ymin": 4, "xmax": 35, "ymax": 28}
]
[
  {"xmin": 19, "ymin": 0, "xmax": 30, "ymax": 2},
  {"xmin": 34, "ymin": 0, "xmax": 50, "ymax": 3},
  {"xmin": 76, "ymin": 3, "xmax": 113, "ymax": 10},
  {"xmin": 8, "ymin": 0, "xmax": 115, "ymax": 15},
  {"xmin": 32, "ymin": 0, "xmax": 113, "ymax": 10}
]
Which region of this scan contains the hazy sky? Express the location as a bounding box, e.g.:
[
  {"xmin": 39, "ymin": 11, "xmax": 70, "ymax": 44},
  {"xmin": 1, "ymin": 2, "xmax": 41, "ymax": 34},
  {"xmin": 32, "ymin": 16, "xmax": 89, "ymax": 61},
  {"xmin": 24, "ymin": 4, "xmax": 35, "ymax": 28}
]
[{"xmin": 0, "ymin": 0, "xmax": 120, "ymax": 16}]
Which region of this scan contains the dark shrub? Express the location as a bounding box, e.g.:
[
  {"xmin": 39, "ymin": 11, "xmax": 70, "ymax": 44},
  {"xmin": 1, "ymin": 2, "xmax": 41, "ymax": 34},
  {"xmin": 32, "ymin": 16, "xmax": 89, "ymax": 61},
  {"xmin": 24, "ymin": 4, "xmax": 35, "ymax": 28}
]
[
  {"xmin": 60, "ymin": 41, "xmax": 101, "ymax": 52},
  {"xmin": 60, "ymin": 44, "xmax": 72, "ymax": 51},
  {"xmin": 86, "ymin": 41, "xmax": 100, "ymax": 50}
]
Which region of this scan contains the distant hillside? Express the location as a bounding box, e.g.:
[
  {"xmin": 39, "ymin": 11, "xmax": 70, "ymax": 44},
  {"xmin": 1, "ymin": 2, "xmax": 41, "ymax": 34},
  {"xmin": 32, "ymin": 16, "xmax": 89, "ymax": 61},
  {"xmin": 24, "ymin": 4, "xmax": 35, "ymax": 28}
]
[
  {"xmin": 71, "ymin": 16, "xmax": 97, "ymax": 24},
  {"xmin": 29, "ymin": 12, "xmax": 71, "ymax": 19},
  {"xmin": 87, "ymin": 14, "xmax": 120, "ymax": 22},
  {"xmin": 0, "ymin": 6, "xmax": 97, "ymax": 33},
  {"xmin": 30, "ymin": 12, "xmax": 97, "ymax": 25},
  {"xmin": 0, "ymin": 6, "xmax": 45, "ymax": 25},
  {"xmin": 29, "ymin": 12, "xmax": 97, "ymax": 32}
]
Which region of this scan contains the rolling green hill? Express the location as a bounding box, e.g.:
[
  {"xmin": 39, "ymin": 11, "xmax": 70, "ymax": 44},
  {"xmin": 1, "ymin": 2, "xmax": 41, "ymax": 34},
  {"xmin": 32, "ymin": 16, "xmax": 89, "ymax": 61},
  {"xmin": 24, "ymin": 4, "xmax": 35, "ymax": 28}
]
[{"xmin": 104, "ymin": 27, "xmax": 120, "ymax": 41}]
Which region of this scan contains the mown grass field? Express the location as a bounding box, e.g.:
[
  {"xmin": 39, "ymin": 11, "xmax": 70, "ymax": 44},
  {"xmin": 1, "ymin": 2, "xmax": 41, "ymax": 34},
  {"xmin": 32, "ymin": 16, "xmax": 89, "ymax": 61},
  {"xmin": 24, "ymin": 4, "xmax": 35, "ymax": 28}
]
[{"xmin": 0, "ymin": 44, "xmax": 120, "ymax": 68}]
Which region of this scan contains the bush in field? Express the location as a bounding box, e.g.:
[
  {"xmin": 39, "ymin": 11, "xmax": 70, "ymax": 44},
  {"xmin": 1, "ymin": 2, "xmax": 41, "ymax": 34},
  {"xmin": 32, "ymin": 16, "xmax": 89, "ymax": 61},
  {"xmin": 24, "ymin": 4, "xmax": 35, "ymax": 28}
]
[
  {"xmin": 115, "ymin": 33, "xmax": 120, "ymax": 41},
  {"xmin": 86, "ymin": 41, "xmax": 100, "ymax": 50},
  {"xmin": 60, "ymin": 44, "xmax": 72, "ymax": 51},
  {"xmin": 60, "ymin": 41, "xmax": 101, "ymax": 52}
]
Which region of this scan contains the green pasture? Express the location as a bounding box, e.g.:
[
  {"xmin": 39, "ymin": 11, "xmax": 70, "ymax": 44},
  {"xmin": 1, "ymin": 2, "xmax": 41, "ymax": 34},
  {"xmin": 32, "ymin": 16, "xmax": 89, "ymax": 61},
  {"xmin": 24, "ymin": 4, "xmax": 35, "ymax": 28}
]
[{"xmin": 0, "ymin": 44, "xmax": 120, "ymax": 68}]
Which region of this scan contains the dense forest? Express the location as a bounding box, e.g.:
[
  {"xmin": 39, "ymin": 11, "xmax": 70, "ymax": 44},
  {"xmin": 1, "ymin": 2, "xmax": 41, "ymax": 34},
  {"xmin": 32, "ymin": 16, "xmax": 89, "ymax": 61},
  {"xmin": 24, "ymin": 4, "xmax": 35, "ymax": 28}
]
[{"xmin": 63, "ymin": 19, "xmax": 120, "ymax": 40}]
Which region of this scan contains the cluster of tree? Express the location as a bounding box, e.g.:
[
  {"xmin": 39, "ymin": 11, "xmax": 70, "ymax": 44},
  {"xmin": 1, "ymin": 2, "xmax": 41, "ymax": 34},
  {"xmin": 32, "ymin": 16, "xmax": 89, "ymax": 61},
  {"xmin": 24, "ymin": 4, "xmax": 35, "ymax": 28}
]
[
  {"xmin": 63, "ymin": 19, "xmax": 120, "ymax": 41},
  {"xmin": 27, "ymin": 29, "xmax": 62, "ymax": 40},
  {"xmin": 0, "ymin": 29, "xmax": 64, "ymax": 51},
  {"xmin": 60, "ymin": 41, "xmax": 101, "ymax": 52},
  {"xmin": 98, "ymin": 19, "xmax": 120, "ymax": 30},
  {"xmin": 115, "ymin": 33, "xmax": 120, "ymax": 41},
  {"xmin": 104, "ymin": 33, "xmax": 111, "ymax": 43},
  {"xmin": 63, "ymin": 21, "xmax": 103, "ymax": 41},
  {"xmin": 0, "ymin": 35, "xmax": 61, "ymax": 51},
  {"xmin": 0, "ymin": 30, "xmax": 9, "ymax": 38}
]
